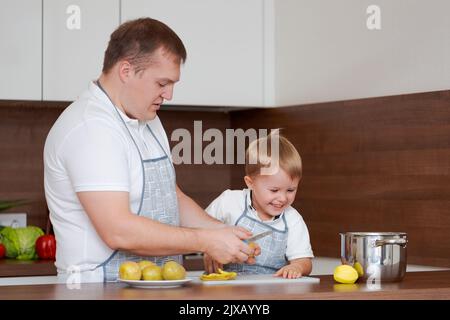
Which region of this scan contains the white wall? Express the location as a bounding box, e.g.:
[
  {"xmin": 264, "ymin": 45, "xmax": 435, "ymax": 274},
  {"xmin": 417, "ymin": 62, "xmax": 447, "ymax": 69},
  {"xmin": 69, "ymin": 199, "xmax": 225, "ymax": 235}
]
[{"xmin": 274, "ymin": 0, "xmax": 450, "ymax": 106}]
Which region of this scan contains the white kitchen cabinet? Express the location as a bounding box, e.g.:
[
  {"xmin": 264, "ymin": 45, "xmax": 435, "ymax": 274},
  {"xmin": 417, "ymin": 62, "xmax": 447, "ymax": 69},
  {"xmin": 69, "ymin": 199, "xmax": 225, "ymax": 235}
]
[
  {"xmin": 43, "ymin": 0, "xmax": 119, "ymax": 101},
  {"xmin": 273, "ymin": 0, "xmax": 450, "ymax": 106},
  {"xmin": 121, "ymin": 0, "xmax": 267, "ymax": 107},
  {"xmin": 0, "ymin": 0, "xmax": 42, "ymax": 100},
  {"xmin": 121, "ymin": 0, "xmax": 450, "ymax": 107},
  {"xmin": 3, "ymin": 0, "xmax": 448, "ymax": 107}
]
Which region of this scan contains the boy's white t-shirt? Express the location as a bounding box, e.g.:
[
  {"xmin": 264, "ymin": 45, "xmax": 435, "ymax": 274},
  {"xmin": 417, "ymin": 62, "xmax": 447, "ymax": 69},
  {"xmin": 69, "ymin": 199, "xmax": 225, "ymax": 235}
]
[
  {"xmin": 205, "ymin": 189, "xmax": 314, "ymax": 261},
  {"xmin": 44, "ymin": 81, "xmax": 172, "ymax": 281}
]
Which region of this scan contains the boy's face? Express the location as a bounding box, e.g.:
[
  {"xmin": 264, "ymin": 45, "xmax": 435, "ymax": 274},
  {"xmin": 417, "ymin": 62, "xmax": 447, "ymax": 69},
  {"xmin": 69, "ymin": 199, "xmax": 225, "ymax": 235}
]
[{"xmin": 244, "ymin": 168, "xmax": 301, "ymax": 221}]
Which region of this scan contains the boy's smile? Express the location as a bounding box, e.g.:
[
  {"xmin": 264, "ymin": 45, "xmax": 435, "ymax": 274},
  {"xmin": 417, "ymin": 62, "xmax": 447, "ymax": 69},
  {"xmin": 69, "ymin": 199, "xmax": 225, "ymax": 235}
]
[{"xmin": 245, "ymin": 168, "xmax": 301, "ymax": 221}]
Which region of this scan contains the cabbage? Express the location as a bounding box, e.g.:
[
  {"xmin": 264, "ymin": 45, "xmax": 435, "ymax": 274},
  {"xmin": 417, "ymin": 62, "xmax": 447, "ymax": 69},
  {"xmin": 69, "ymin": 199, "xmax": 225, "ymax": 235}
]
[{"xmin": 0, "ymin": 226, "xmax": 44, "ymax": 260}]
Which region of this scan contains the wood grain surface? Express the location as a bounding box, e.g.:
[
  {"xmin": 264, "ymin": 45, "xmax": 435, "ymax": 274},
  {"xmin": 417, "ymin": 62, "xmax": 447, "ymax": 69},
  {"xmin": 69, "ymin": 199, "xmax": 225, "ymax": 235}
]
[{"xmin": 0, "ymin": 271, "xmax": 449, "ymax": 300}]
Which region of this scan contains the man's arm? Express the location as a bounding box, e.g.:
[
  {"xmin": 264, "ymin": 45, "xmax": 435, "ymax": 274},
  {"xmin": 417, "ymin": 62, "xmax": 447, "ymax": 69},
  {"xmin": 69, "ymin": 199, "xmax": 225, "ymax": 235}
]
[
  {"xmin": 176, "ymin": 184, "xmax": 224, "ymax": 228},
  {"xmin": 77, "ymin": 191, "xmax": 253, "ymax": 264}
]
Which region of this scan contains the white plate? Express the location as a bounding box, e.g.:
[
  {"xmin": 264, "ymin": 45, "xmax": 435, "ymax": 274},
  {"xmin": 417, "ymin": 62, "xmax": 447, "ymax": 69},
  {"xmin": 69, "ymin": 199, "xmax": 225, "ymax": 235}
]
[{"xmin": 118, "ymin": 277, "xmax": 193, "ymax": 288}]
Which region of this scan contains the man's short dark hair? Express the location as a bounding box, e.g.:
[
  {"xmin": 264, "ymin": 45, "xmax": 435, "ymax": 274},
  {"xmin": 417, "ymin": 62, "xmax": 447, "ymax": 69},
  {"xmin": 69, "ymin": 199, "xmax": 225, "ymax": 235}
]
[{"xmin": 102, "ymin": 17, "xmax": 187, "ymax": 73}]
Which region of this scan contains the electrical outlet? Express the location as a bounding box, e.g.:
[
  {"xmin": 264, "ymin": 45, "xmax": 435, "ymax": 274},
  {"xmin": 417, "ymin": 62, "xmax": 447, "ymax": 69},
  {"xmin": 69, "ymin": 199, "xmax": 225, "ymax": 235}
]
[{"xmin": 0, "ymin": 213, "xmax": 27, "ymax": 228}]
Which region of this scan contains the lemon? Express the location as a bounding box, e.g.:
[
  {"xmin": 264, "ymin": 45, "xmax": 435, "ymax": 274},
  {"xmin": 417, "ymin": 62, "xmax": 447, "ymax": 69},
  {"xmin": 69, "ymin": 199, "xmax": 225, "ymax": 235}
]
[
  {"xmin": 119, "ymin": 261, "xmax": 142, "ymax": 280},
  {"xmin": 333, "ymin": 264, "xmax": 359, "ymax": 284},
  {"xmin": 353, "ymin": 262, "xmax": 364, "ymax": 277}
]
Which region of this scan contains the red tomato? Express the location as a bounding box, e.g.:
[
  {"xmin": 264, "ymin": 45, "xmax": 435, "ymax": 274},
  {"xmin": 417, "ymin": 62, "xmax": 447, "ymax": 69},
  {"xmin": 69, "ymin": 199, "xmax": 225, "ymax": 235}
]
[
  {"xmin": 0, "ymin": 243, "xmax": 5, "ymax": 259},
  {"xmin": 35, "ymin": 235, "xmax": 56, "ymax": 260}
]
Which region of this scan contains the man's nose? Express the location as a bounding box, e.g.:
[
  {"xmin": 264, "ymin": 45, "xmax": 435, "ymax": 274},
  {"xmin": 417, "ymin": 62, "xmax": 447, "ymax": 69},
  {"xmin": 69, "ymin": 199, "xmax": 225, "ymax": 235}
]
[{"xmin": 161, "ymin": 84, "xmax": 174, "ymax": 101}]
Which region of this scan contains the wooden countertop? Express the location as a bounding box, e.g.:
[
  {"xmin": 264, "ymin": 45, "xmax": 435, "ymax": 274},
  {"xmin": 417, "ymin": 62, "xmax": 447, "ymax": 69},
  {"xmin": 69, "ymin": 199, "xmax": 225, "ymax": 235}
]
[
  {"xmin": 1, "ymin": 270, "xmax": 449, "ymax": 300},
  {"xmin": 0, "ymin": 259, "xmax": 56, "ymax": 277}
]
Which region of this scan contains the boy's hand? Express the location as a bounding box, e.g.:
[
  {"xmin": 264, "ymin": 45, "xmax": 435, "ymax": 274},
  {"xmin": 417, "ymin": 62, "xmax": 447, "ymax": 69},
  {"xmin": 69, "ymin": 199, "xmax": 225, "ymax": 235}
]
[
  {"xmin": 203, "ymin": 253, "xmax": 223, "ymax": 274},
  {"xmin": 274, "ymin": 264, "xmax": 304, "ymax": 279}
]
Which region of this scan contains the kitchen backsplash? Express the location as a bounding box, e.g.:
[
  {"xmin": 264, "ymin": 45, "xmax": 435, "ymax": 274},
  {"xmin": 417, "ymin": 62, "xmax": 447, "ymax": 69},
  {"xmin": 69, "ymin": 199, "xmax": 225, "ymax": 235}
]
[{"xmin": 1, "ymin": 89, "xmax": 449, "ymax": 267}]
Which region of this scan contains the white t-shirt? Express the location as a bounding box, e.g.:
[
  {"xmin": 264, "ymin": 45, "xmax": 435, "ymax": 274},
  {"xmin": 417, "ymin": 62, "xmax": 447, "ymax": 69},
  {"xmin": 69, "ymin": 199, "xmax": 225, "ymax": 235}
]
[
  {"xmin": 205, "ymin": 189, "xmax": 314, "ymax": 261},
  {"xmin": 44, "ymin": 81, "xmax": 172, "ymax": 281}
]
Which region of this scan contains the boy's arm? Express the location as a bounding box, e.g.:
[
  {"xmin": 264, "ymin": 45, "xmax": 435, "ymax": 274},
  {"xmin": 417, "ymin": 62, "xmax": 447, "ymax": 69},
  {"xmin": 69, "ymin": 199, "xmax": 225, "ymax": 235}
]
[{"xmin": 275, "ymin": 258, "xmax": 313, "ymax": 278}]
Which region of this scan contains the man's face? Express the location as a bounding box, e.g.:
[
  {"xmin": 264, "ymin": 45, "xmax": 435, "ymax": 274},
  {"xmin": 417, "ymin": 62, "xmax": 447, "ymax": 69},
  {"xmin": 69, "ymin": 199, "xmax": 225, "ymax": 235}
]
[{"xmin": 122, "ymin": 47, "xmax": 181, "ymax": 121}]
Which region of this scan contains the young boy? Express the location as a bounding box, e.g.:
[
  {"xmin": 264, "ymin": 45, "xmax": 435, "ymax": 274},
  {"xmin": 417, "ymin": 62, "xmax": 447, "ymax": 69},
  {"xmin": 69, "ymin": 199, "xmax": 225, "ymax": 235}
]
[{"xmin": 204, "ymin": 132, "xmax": 314, "ymax": 279}]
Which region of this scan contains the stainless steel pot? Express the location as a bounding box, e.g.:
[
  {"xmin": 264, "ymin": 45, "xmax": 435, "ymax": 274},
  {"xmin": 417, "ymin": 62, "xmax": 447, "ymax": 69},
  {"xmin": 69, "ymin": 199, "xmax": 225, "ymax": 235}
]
[{"xmin": 340, "ymin": 232, "xmax": 408, "ymax": 282}]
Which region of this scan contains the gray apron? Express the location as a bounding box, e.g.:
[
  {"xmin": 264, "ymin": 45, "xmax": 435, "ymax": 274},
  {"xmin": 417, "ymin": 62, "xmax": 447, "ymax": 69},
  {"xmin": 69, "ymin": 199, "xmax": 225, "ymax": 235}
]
[
  {"xmin": 95, "ymin": 81, "xmax": 181, "ymax": 282},
  {"xmin": 224, "ymin": 190, "xmax": 289, "ymax": 274}
]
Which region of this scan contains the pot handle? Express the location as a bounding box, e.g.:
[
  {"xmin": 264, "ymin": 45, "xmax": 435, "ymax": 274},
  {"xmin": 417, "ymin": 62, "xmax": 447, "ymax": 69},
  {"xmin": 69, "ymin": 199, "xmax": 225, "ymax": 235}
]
[{"xmin": 373, "ymin": 238, "xmax": 408, "ymax": 247}]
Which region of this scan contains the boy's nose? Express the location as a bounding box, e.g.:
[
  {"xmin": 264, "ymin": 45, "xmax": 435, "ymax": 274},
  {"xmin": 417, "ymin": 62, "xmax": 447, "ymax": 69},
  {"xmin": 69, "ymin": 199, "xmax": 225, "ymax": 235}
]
[{"xmin": 278, "ymin": 193, "xmax": 288, "ymax": 203}]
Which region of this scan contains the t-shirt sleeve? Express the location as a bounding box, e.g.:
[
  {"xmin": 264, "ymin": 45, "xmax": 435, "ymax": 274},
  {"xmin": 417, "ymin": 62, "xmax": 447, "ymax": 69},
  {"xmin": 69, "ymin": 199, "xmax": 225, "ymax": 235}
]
[
  {"xmin": 205, "ymin": 190, "xmax": 233, "ymax": 225},
  {"xmin": 286, "ymin": 212, "xmax": 314, "ymax": 261},
  {"xmin": 59, "ymin": 119, "xmax": 130, "ymax": 192}
]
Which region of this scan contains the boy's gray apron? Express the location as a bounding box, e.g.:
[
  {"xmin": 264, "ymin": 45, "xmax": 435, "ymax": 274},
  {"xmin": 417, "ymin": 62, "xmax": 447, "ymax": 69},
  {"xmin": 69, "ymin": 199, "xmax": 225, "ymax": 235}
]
[
  {"xmin": 225, "ymin": 192, "xmax": 289, "ymax": 274},
  {"xmin": 95, "ymin": 81, "xmax": 181, "ymax": 282}
]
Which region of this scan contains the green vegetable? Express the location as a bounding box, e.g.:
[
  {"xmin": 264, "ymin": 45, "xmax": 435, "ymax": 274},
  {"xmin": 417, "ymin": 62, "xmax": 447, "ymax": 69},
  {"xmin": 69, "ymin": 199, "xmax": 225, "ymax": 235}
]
[
  {"xmin": 0, "ymin": 226, "xmax": 44, "ymax": 260},
  {"xmin": 0, "ymin": 199, "xmax": 29, "ymax": 212}
]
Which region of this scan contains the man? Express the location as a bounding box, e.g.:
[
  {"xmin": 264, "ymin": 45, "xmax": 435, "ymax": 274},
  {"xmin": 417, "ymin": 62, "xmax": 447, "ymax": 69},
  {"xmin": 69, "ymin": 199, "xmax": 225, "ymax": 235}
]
[{"xmin": 44, "ymin": 18, "xmax": 256, "ymax": 282}]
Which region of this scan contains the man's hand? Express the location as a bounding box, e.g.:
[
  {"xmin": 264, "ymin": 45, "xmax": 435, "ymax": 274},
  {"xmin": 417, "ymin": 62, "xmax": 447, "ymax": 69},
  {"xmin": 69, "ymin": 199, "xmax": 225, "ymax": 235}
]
[
  {"xmin": 198, "ymin": 226, "xmax": 254, "ymax": 265},
  {"xmin": 203, "ymin": 239, "xmax": 261, "ymax": 273},
  {"xmin": 203, "ymin": 253, "xmax": 223, "ymax": 274},
  {"xmin": 246, "ymin": 242, "xmax": 261, "ymax": 265}
]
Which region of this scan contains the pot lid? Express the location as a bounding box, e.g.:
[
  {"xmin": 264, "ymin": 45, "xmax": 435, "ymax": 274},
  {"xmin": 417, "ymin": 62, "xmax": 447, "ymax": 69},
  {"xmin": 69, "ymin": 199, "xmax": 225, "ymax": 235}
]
[{"xmin": 339, "ymin": 232, "xmax": 407, "ymax": 237}]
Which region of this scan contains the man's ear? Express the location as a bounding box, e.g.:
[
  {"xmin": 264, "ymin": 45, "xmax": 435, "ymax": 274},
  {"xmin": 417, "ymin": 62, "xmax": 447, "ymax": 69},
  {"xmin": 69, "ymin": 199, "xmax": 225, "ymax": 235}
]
[
  {"xmin": 244, "ymin": 175, "xmax": 253, "ymax": 189},
  {"xmin": 117, "ymin": 60, "xmax": 133, "ymax": 83}
]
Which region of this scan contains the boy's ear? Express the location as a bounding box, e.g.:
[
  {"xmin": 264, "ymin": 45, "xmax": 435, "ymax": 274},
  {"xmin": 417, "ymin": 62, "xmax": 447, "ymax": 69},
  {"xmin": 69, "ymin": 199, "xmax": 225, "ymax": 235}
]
[{"xmin": 244, "ymin": 175, "xmax": 253, "ymax": 189}]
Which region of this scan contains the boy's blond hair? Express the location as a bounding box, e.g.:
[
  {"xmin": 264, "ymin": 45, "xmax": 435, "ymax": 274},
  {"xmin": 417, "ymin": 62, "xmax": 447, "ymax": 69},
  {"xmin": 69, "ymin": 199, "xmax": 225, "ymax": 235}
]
[{"xmin": 245, "ymin": 130, "xmax": 302, "ymax": 179}]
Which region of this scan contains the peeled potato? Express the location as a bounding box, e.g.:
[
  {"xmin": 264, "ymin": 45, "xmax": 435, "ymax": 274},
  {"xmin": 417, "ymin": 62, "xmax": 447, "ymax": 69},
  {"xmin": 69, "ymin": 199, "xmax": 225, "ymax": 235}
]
[
  {"xmin": 248, "ymin": 242, "xmax": 257, "ymax": 258},
  {"xmin": 353, "ymin": 262, "xmax": 364, "ymax": 277},
  {"xmin": 333, "ymin": 265, "xmax": 359, "ymax": 284},
  {"xmin": 200, "ymin": 268, "xmax": 237, "ymax": 281}
]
